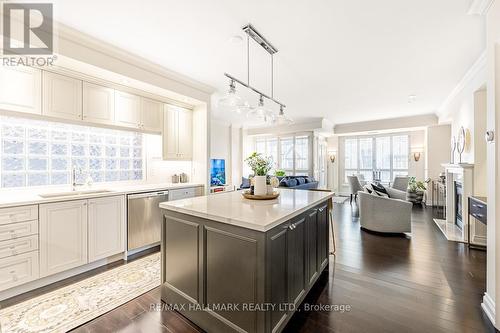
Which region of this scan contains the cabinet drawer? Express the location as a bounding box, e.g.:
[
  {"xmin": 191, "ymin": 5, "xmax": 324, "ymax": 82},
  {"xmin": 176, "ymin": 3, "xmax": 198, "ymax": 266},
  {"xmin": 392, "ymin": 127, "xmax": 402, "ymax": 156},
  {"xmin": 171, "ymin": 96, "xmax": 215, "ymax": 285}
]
[
  {"xmin": 0, "ymin": 205, "xmax": 38, "ymax": 225},
  {"xmin": 169, "ymin": 188, "xmax": 196, "ymax": 201},
  {"xmin": 0, "ymin": 220, "xmax": 38, "ymax": 242},
  {"xmin": 470, "ymin": 201, "xmax": 487, "ymax": 224},
  {"xmin": 0, "ymin": 235, "xmax": 39, "ymax": 259},
  {"xmin": 0, "ymin": 251, "xmax": 39, "ymax": 291}
]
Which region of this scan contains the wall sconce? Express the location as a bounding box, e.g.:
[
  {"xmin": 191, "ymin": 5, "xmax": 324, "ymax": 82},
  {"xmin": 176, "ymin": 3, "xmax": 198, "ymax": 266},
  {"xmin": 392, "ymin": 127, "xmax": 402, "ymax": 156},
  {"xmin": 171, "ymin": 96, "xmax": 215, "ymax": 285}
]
[
  {"xmin": 411, "ymin": 147, "xmax": 423, "ymax": 162},
  {"xmin": 328, "ymin": 150, "xmax": 337, "ymax": 163}
]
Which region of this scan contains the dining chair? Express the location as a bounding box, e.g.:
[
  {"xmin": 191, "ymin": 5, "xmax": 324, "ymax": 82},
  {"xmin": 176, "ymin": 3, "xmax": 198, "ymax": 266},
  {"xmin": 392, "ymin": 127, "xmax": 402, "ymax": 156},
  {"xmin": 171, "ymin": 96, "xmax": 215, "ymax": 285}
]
[{"xmin": 347, "ymin": 175, "xmax": 363, "ymax": 204}]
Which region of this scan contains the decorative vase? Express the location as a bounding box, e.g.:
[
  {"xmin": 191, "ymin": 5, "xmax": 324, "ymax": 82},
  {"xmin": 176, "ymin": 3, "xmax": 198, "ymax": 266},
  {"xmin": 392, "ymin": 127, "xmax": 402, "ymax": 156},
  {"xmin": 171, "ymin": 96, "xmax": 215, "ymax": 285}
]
[
  {"xmin": 407, "ymin": 190, "xmax": 424, "ymax": 204},
  {"xmin": 267, "ymin": 185, "xmax": 274, "ymax": 195},
  {"xmin": 254, "ymin": 175, "xmax": 267, "ymax": 196}
]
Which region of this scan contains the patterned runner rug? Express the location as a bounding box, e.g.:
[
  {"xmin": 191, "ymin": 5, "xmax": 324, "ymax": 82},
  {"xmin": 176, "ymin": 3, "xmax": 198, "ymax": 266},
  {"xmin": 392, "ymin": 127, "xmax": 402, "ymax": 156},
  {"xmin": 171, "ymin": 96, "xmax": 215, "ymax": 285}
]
[{"xmin": 0, "ymin": 253, "xmax": 160, "ymax": 333}]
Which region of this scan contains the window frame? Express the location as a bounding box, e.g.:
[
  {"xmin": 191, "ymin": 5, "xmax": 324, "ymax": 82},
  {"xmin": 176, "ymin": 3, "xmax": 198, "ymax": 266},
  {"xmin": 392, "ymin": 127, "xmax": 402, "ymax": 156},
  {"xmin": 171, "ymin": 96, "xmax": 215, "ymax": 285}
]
[
  {"xmin": 341, "ymin": 133, "xmax": 410, "ymax": 185},
  {"xmin": 252, "ymin": 132, "xmax": 313, "ymax": 177}
]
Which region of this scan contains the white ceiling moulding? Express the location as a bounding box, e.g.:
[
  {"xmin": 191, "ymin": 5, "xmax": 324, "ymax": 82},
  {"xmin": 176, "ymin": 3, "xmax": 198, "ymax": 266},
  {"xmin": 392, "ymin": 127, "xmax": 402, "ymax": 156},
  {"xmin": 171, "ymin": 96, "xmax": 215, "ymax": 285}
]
[
  {"xmin": 54, "ymin": 23, "xmax": 215, "ymax": 104},
  {"xmin": 333, "ymin": 114, "xmax": 438, "ymax": 136},
  {"xmin": 436, "ymin": 50, "xmax": 486, "ymax": 119},
  {"xmin": 467, "ymin": 0, "xmax": 494, "ymax": 15}
]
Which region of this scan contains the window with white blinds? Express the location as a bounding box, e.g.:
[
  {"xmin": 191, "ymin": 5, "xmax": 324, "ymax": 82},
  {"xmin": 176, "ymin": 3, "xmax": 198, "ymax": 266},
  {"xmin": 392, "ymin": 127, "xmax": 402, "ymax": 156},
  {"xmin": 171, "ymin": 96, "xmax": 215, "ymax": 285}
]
[
  {"xmin": 253, "ymin": 134, "xmax": 311, "ymax": 176},
  {"xmin": 343, "ymin": 134, "xmax": 409, "ymax": 184}
]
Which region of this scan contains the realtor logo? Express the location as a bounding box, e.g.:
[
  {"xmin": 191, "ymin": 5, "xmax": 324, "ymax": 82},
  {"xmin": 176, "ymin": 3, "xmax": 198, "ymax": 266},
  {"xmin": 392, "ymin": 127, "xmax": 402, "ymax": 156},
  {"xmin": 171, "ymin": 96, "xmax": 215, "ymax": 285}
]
[{"xmin": 2, "ymin": 3, "xmax": 53, "ymax": 55}]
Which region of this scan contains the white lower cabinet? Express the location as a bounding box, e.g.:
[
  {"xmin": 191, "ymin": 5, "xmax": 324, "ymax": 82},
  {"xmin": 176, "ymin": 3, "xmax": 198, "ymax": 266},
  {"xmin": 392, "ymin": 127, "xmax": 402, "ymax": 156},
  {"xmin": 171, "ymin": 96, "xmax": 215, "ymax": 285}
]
[
  {"xmin": 0, "ymin": 251, "xmax": 39, "ymax": 291},
  {"xmin": 40, "ymin": 200, "xmax": 88, "ymax": 277},
  {"xmin": 88, "ymin": 196, "xmax": 125, "ymax": 262},
  {"xmin": 39, "ymin": 196, "xmax": 126, "ymax": 278}
]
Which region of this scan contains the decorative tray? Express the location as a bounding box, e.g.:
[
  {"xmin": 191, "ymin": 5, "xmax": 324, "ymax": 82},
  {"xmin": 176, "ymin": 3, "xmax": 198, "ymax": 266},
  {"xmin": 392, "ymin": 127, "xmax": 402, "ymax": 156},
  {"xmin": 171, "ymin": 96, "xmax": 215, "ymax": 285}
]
[{"xmin": 242, "ymin": 190, "xmax": 280, "ymax": 200}]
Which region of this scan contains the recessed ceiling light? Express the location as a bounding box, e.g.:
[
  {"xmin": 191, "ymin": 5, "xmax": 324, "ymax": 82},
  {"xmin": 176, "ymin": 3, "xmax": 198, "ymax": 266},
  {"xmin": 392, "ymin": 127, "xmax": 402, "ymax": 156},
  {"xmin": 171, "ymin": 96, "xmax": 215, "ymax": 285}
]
[
  {"xmin": 228, "ymin": 35, "xmax": 243, "ymax": 45},
  {"xmin": 408, "ymin": 95, "xmax": 417, "ymax": 104}
]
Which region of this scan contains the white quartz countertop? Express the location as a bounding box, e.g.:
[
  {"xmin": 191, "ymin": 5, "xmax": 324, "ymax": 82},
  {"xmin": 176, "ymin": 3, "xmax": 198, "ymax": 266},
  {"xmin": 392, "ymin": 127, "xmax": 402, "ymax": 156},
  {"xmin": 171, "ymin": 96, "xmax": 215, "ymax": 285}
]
[
  {"xmin": 159, "ymin": 189, "xmax": 334, "ymax": 232},
  {"xmin": 0, "ymin": 182, "xmax": 204, "ymax": 208}
]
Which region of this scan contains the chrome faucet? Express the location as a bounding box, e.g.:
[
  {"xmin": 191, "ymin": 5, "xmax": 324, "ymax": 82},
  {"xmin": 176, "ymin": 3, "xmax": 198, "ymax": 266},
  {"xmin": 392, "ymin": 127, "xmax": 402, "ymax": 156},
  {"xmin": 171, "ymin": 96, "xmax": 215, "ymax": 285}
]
[{"xmin": 71, "ymin": 165, "xmax": 85, "ymax": 191}]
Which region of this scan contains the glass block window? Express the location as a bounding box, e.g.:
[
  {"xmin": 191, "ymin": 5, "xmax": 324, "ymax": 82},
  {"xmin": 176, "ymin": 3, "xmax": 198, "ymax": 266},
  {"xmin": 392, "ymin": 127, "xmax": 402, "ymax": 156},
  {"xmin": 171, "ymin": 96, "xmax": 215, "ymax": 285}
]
[{"xmin": 0, "ymin": 116, "xmax": 144, "ymax": 188}]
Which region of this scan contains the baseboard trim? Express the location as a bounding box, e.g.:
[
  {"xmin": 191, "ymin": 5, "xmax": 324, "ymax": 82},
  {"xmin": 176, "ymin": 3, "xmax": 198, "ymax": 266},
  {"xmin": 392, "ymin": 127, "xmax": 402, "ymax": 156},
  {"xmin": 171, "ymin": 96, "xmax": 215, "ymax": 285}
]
[{"xmin": 481, "ymin": 292, "xmax": 496, "ymax": 327}]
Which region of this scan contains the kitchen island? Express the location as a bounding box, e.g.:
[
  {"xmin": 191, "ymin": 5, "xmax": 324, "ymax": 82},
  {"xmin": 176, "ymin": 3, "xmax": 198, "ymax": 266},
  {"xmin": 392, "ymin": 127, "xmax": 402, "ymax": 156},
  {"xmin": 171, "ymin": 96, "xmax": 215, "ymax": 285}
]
[{"xmin": 159, "ymin": 189, "xmax": 334, "ymax": 333}]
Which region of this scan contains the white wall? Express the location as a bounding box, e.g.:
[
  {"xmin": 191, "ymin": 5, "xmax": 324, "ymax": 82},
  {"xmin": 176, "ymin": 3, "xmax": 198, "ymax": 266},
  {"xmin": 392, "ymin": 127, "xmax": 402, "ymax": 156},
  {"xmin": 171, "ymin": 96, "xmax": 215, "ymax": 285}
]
[
  {"xmin": 210, "ymin": 119, "xmax": 243, "ymax": 187},
  {"xmin": 145, "ymin": 134, "xmax": 192, "ymax": 183},
  {"xmin": 438, "ymin": 54, "xmax": 487, "ymax": 164}
]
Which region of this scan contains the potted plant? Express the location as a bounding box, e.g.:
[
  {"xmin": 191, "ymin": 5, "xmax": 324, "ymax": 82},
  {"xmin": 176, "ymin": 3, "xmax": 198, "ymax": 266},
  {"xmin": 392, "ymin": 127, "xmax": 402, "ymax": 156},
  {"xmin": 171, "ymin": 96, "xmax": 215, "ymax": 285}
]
[
  {"xmin": 407, "ymin": 177, "xmax": 427, "ymax": 204},
  {"xmin": 245, "ymin": 152, "xmax": 273, "ymax": 195}
]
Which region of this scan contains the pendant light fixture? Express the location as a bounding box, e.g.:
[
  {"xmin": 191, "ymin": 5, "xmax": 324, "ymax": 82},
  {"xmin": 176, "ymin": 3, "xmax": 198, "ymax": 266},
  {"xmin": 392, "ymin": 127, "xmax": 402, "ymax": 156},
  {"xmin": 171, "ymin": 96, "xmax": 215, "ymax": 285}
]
[
  {"xmin": 219, "ymin": 24, "xmax": 292, "ymax": 125},
  {"xmin": 272, "ymin": 105, "xmax": 293, "ymax": 125},
  {"xmin": 217, "ymin": 79, "xmax": 249, "ymax": 111},
  {"xmin": 247, "ymin": 95, "xmax": 274, "ymax": 122}
]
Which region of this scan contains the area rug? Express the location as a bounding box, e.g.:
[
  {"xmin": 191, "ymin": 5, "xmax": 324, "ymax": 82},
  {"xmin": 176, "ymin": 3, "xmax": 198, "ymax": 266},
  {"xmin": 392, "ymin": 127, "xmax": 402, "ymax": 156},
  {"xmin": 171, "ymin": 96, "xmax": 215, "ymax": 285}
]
[
  {"xmin": 332, "ymin": 196, "xmax": 348, "ymax": 204},
  {"xmin": 0, "ymin": 252, "xmax": 161, "ymax": 333}
]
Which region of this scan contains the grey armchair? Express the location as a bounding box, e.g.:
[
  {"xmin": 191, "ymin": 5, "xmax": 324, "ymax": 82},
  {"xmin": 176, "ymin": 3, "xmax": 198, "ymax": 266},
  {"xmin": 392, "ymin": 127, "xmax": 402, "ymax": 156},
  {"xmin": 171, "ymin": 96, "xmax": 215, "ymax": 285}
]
[
  {"xmin": 347, "ymin": 175, "xmax": 363, "ymax": 204},
  {"xmin": 358, "ymin": 191, "xmax": 412, "ymax": 233},
  {"xmin": 392, "ymin": 176, "xmax": 409, "ymax": 192}
]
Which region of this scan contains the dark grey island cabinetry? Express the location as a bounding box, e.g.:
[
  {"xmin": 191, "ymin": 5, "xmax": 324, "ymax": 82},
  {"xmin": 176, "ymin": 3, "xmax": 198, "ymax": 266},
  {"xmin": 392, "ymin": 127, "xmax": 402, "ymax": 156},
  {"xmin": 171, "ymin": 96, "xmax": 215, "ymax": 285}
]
[{"xmin": 159, "ymin": 189, "xmax": 333, "ymax": 333}]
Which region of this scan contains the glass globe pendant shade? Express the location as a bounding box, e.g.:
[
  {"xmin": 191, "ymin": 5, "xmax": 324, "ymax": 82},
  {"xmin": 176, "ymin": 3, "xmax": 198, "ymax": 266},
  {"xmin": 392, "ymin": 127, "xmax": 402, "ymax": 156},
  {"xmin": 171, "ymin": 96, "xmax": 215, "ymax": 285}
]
[
  {"xmin": 272, "ymin": 105, "xmax": 293, "ymax": 125},
  {"xmin": 246, "ymin": 95, "xmax": 274, "ymax": 121},
  {"xmin": 218, "ymin": 80, "xmax": 247, "ymax": 110}
]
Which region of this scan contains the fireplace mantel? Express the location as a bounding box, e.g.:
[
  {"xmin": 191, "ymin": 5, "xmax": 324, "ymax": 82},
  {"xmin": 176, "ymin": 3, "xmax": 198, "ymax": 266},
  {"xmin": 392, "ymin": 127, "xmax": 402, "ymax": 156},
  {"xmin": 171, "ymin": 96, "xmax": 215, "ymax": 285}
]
[
  {"xmin": 436, "ymin": 164, "xmax": 474, "ymax": 243},
  {"xmin": 441, "ymin": 163, "xmax": 474, "ymax": 169}
]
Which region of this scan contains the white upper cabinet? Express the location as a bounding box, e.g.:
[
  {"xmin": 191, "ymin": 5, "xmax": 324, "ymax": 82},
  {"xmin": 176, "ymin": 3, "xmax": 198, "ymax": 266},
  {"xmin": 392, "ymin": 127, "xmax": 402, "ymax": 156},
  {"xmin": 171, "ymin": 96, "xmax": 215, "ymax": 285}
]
[
  {"xmin": 42, "ymin": 71, "xmax": 83, "ymax": 121},
  {"xmin": 88, "ymin": 196, "xmax": 125, "ymax": 262},
  {"xmin": 83, "ymin": 82, "xmax": 115, "ymax": 125},
  {"xmin": 177, "ymin": 108, "xmax": 193, "ymax": 159},
  {"xmin": 141, "ymin": 97, "xmax": 163, "ymax": 133},
  {"xmin": 115, "ymin": 91, "xmax": 141, "ymax": 128},
  {"xmin": 0, "ymin": 65, "xmax": 41, "ymax": 115},
  {"xmin": 163, "ymin": 105, "xmax": 192, "ymax": 160}
]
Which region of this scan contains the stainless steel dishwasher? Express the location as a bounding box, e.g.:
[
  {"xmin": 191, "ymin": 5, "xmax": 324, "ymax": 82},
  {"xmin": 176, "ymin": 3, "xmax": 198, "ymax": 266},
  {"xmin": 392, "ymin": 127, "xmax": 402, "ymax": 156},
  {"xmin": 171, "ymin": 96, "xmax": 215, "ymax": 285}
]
[{"xmin": 127, "ymin": 190, "xmax": 168, "ymax": 251}]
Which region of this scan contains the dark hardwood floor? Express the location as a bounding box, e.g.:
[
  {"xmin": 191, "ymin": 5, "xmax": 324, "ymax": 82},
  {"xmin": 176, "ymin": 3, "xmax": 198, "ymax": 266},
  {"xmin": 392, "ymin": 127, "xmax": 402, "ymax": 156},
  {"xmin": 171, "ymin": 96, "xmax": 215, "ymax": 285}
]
[{"xmin": 19, "ymin": 202, "xmax": 495, "ymax": 332}]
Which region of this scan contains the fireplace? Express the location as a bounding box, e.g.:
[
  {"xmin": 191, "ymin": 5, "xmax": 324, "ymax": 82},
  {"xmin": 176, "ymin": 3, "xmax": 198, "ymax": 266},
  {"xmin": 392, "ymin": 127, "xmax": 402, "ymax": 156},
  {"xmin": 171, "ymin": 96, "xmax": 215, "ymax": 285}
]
[{"xmin": 454, "ymin": 181, "xmax": 463, "ymax": 229}]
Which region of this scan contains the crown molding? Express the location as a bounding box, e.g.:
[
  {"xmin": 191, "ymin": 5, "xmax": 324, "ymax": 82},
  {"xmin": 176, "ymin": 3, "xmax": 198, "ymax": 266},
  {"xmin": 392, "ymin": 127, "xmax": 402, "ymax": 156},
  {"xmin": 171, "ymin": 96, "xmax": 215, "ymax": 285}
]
[
  {"xmin": 467, "ymin": 0, "xmax": 494, "ymax": 15},
  {"xmin": 436, "ymin": 50, "xmax": 486, "ymax": 118},
  {"xmin": 54, "ymin": 23, "xmax": 215, "ymax": 96}
]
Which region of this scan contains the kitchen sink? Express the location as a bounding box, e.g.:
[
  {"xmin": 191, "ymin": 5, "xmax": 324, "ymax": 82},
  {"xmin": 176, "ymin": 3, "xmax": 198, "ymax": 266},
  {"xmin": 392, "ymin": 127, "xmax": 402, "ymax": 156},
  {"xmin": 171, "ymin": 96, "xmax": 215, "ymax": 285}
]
[{"xmin": 38, "ymin": 189, "xmax": 114, "ymax": 198}]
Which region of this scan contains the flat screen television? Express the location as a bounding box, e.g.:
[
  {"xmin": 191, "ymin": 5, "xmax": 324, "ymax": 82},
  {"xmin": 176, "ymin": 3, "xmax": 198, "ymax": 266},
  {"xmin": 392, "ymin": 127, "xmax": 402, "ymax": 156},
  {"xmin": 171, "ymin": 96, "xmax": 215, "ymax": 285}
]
[{"xmin": 210, "ymin": 159, "xmax": 226, "ymax": 186}]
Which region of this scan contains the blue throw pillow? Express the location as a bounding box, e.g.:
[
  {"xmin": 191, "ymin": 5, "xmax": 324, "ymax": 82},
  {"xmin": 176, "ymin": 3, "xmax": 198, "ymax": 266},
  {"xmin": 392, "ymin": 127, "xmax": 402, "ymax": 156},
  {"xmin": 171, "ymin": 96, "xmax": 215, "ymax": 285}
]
[
  {"xmin": 288, "ymin": 179, "xmax": 298, "ymax": 187},
  {"xmin": 240, "ymin": 177, "xmax": 250, "ymax": 189},
  {"xmin": 297, "ymin": 177, "xmax": 306, "ymax": 185}
]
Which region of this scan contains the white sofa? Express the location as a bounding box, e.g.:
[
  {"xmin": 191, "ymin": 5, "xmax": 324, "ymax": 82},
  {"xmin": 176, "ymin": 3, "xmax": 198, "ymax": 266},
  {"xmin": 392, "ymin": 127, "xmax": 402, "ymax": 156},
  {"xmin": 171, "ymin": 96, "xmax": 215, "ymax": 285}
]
[{"xmin": 358, "ymin": 190, "xmax": 412, "ymax": 233}]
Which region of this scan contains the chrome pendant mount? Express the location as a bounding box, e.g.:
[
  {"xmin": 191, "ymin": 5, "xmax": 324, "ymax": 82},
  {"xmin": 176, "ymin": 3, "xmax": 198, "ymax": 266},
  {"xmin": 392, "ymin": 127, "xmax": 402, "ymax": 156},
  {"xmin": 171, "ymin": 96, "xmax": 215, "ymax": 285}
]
[{"xmin": 219, "ymin": 24, "xmax": 292, "ymax": 124}]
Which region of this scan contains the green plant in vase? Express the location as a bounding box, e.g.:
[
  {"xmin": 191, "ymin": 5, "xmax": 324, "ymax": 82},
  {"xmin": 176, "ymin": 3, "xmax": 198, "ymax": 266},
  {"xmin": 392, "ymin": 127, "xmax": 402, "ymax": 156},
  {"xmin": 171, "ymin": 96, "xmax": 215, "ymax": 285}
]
[
  {"xmin": 407, "ymin": 177, "xmax": 427, "ymax": 204},
  {"xmin": 245, "ymin": 152, "xmax": 273, "ymax": 195}
]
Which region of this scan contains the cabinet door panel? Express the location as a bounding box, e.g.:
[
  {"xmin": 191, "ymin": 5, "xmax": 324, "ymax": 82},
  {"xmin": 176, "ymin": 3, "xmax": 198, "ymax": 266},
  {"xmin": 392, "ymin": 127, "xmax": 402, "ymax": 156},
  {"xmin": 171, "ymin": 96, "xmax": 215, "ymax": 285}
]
[
  {"xmin": 288, "ymin": 217, "xmax": 306, "ymax": 306},
  {"xmin": 39, "ymin": 200, "xmax": 87, "ymax": 277},
  {"xmin": 0, "ymin": 66, "xmax": 41, "ymax": 114},
  {"xmin": 88, "ymin": 196, "xmax": 125, "ymax": 262},
  {"xmin": 42, "ymin": 72, "xmax": 82, "ymax": 121},
  {"xmin": 141, "ymin": 98, "xmax": 163, "ymax": 133},
  {"xmin": 162, "ymin": 106, "xmax": 178, "ymax": 159},
  {"xmin": 115, "ymin": 91, "xmax": 141, "ymax": 128},
  {"xmin": 177, "ymin": 108, "xmax": 192, "ymax": 159},
  {"xmin": 205, "ymin": 227, "xmax": 258, "ymax": 332},
  {"xmin": 83, "ymin": 82, "xmax": 115, "ymax": 125},
  {"xmin": 269, "ymin": 228, "xmax": 288, "ymax": 331},
  {"xmin": 317, "ymin": 204, "xmax": 329, "ymax": 270},
  {"xmin": 306, "ymin": 209, "xmax": 318, "ymax": 286}
]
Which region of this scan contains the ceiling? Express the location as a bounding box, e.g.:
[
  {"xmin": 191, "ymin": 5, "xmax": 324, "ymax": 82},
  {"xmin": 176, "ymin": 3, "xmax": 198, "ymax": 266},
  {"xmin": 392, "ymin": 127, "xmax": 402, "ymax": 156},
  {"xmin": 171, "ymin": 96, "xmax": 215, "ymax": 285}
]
[{"xmin": 48, "ymin": 0, "xmax": 485, "ymax": 126}]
